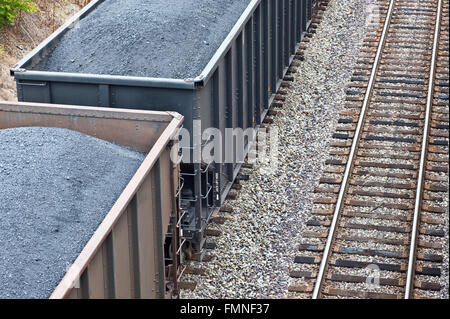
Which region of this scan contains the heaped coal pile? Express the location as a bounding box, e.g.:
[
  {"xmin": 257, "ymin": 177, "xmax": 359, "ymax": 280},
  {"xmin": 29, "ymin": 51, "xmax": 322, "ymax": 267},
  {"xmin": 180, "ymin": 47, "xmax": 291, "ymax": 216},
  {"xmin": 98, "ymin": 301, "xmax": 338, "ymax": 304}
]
[
  {"xmin": 0, "ymin": 127, "xmax": 146, "ymax": 299},
  {"xmin": 42, "ymin": 0, "xmax": 252, "ymax": 79}
]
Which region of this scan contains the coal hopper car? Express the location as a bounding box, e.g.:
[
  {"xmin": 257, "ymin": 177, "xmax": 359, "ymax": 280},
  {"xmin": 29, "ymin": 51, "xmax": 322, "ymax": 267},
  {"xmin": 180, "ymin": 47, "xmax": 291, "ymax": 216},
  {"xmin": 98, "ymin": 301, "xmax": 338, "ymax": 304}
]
[
  {"xmin": 0, "ymin": 101, "xmax": 183, "ymax": 298},
  {"xmin": 11, "ymin": 0, "xmax": 317, "ymax": 256}
]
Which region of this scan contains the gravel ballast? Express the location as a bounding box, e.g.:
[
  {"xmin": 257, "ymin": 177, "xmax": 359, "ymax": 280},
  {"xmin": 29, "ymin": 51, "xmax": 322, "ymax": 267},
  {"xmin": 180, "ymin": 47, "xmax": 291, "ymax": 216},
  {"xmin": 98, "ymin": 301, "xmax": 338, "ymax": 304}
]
[
  {"xmin": 0, "ymin": 127, "xmax": 146, "ymax": 299},
  {"xmin": 41, "ymin": 0, "xmax": 252, "ymax": 78},
  {"xmin": 180, "ymin": 0, "xmax": 383, "ymax": 299}
]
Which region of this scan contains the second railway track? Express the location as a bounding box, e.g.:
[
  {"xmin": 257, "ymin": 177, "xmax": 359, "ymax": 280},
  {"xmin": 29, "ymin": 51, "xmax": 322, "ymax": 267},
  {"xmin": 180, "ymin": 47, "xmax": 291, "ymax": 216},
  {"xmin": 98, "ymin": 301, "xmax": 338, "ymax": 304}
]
[{"xmin": 289, "ymin": 0, "xmax": 449, "ymax": 299}]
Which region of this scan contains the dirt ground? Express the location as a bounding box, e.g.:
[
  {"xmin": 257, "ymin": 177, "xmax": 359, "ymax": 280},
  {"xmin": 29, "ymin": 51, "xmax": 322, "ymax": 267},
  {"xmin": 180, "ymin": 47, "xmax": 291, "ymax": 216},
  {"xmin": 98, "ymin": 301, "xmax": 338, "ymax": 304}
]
[{"xmin": 0, "ymin": 0, "xmax": 89, "ymax": 101}]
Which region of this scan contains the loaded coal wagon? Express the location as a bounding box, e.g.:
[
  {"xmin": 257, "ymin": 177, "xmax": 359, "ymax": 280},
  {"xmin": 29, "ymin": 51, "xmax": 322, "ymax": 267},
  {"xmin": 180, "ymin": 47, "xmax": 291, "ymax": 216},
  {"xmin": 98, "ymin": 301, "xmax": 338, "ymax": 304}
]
[
  {"xmin": 11, "ymin": 0, "xmax": 316, "ymax": 256},
  {"xmin": 0, "ymin": 101, "xmax": 183, "ymax": 298}
]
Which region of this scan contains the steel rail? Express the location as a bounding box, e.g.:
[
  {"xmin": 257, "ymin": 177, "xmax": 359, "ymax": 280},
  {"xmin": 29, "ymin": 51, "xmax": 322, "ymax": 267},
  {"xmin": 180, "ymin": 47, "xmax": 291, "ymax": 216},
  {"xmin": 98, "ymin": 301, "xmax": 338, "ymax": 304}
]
[
  {"xmin": 404, "ymin": 0, "xmax": 443, "ymax": 299},
  {"xmin": 311, "ymin": 0, "xmax": 396, "ymax": 299}
]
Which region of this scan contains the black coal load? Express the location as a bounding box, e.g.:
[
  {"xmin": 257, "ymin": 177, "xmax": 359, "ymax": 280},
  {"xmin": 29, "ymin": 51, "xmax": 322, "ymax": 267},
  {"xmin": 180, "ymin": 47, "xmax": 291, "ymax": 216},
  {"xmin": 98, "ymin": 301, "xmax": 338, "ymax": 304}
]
[
  {"xmin": 42, "ymin": 0, "xmax": 252, "ymax": 78},
  {"xmin": 0, "ymin": 127, "xmax": 146, "ymax": 299}
]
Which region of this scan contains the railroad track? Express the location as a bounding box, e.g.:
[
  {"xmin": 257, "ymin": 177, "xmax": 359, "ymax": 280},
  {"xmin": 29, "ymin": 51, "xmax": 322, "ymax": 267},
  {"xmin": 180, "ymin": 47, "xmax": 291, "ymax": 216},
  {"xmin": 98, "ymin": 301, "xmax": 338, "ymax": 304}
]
[{"xmin": 289, "ymin": 0, "xmax": 449, "ymax": 299}]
